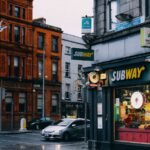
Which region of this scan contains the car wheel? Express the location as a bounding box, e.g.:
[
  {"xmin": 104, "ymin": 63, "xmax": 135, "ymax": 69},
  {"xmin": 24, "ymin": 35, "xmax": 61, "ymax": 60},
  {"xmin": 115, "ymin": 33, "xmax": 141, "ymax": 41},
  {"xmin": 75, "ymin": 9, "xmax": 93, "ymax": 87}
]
[
  {"xmin": 63, "ymin": 132, "xmax": 70, "ymax": 141},
  {"xmin": 36, "ymin": 124, "xmax": 39, "ymax": 130}
]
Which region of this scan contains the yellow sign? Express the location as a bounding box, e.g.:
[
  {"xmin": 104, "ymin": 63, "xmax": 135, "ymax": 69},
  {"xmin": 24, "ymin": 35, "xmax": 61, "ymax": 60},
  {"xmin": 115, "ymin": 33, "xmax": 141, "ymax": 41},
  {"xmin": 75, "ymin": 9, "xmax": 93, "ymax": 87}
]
[{"xmin": 111, "ymin": 66, "xmax": 145, "ymax": 82}]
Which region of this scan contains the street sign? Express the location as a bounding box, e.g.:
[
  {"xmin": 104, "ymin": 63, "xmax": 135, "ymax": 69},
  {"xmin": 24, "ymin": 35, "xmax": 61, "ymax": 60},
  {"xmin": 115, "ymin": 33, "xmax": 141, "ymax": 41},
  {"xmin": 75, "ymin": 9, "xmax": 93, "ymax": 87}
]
[{"xmin": 82, "ymin": 17, "xmax": 92, "ymax": 34}]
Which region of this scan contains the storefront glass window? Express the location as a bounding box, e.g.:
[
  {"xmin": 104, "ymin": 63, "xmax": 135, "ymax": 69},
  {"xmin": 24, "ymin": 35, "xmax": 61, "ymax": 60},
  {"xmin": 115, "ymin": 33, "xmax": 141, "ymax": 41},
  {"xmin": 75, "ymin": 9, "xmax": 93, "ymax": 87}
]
[{"xmin": 114, "ymin": 84, "xmax": 150, "ymax": 143}]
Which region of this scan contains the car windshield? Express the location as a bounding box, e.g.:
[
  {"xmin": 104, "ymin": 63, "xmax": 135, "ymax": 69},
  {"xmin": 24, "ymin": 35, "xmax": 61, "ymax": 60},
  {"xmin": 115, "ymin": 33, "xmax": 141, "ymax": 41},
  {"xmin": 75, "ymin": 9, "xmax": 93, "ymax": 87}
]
[{"xmin": 55, "ymin": 119, "xmax": 73, "ymax": 126}]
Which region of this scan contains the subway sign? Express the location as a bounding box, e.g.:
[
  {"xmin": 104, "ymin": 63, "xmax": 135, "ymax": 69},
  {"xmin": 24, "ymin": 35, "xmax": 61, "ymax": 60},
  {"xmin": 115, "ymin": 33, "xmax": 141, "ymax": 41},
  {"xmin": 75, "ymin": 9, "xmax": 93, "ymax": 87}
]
[
  {"xmin": 71, "ymin": 48, "xmax": 94, "ymax": 61},
  {"xmin": 109, "ymin": 64, "xmax": 150, "ymax": 85}
]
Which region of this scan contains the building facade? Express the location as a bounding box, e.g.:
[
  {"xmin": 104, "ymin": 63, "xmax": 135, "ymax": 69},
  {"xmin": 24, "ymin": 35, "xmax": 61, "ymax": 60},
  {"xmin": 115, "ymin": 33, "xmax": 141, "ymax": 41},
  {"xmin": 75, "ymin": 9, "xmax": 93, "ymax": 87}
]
[
  {"xmin": 32, "ymin": 18, "xmax": 62, "ymax": 121},
  {"xmin": 61, "ymin": 33, "xmax": 92, "ymax": 118},
  {"xmin": 85, "ymin": 0, "xmax": 150, "ymax": 150},
  {"xmin": 0, "ymin": 0, "xmax": 62, "ymax": 130}
]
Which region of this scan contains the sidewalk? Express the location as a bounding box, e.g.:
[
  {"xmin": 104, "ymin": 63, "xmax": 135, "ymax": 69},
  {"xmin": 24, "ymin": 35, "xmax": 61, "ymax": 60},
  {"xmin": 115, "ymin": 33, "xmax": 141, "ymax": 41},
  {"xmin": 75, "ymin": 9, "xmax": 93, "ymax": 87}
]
[{"xmin": 0, "ymin": 129, "xmax": 32, "ymax": 135}]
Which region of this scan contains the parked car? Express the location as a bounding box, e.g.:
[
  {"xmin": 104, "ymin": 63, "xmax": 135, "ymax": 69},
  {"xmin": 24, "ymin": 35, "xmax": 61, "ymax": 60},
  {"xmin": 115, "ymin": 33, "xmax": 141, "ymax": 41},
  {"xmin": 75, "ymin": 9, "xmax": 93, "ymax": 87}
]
[
  {"xmin": 41, "ymin": 118, "xmax": 90, "ymax": 141},
  {"xmin": 27, "ymin": 117, "xmax": 55, "ymax": 130}
]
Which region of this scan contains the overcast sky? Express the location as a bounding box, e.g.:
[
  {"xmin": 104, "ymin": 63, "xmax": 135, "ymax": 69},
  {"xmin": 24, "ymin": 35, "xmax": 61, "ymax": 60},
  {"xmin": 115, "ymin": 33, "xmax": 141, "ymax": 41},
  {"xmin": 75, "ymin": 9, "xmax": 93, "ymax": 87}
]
[{"xmin": 33, "ymin": 0, "xmax": 93, "ymax": 37}]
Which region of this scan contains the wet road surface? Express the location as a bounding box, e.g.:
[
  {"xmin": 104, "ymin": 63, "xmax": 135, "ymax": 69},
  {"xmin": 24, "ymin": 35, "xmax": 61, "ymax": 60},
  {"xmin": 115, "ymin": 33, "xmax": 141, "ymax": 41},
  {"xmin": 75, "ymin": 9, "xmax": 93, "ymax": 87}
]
[{"xmin": 0, "ymin": 132, "xmax": 88, "ymax": 150}]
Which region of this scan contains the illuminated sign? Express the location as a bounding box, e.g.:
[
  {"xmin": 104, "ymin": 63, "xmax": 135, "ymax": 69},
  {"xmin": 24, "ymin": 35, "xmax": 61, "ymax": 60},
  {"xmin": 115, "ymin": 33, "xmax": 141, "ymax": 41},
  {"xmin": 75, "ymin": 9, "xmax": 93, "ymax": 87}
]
[
  {"xmin": 88, "ymin": 72, "xmax": 107, "ymax": 87},
  {"xmin": 71, "ymin": 48, "xmax": 94, "ymax": 61},
  {"xmin": 111, "ymin": 66, "xmax": 145, "ymax": 82}
]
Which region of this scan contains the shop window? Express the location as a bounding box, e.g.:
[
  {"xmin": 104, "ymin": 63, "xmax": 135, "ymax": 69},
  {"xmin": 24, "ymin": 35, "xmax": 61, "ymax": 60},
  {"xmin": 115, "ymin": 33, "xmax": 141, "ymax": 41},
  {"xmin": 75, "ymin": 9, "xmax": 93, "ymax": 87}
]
[
  {"xmin": 37, "ymin": 94, "xmax": 42, "ymax": 113},
  {"xmin": 14, "ymin": 26, "xmax": 20, "ymax": 43},
  {"xmin": 114, "ymin": 85, "xmax": 150, "ymax": 143},
  {"xmin": 52, "ymin": 94, "xmax": 59, "ymax": 114},
  {"xmin": 19, "ymin": 93, "xmax": 26, "ymax": 112},
  {"xmin": 14, "ymin": 6, "xmax": 20, "ymax": 18},
  {"xmin": 65, "ymin": 62, "xmax": 70, "ymax": 78},
  {"xmin": 52, "ymin": 36, "xmax": 58, "ymax": 52},
  {"xmin": 38, "ymin": 33, "xmax": 45, "ymax": 50}
]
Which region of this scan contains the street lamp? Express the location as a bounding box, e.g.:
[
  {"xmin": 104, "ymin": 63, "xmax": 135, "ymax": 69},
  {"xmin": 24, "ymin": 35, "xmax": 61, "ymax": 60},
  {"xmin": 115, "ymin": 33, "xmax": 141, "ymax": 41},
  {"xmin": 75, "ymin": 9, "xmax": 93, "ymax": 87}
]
[
  {"xmin": 0, "ymin": 20, "xmax": 7, "ymax": 131},
  {"xmin": 42, "ymin": 50, "xmax": 45, "ymax": 118}
]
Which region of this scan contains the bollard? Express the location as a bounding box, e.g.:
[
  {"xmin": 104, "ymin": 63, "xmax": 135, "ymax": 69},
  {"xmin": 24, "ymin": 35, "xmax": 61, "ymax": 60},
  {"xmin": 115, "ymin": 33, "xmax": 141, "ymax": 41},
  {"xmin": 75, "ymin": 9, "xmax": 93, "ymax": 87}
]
[{"xmin": 19, "ymin": 118, "xmax": 27, "ymax": 131}]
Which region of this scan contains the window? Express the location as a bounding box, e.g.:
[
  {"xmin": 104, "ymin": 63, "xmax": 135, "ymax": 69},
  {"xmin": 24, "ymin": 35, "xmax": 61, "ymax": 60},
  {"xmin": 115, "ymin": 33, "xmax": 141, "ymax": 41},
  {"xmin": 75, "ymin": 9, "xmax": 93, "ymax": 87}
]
[
  {"xmin": 5, "ymin": 92, "xmax": 12, "ymax": 112},
  {"xmin": 14, "ymin": 6, "xmax": 20, "ymax": 17},
  {"xmin": 22, "ymin": 27, "xmax": 25, "ymax": 45},
  {"xmin": 22, "ymin": 8, "xmax": 26, "ymax": 19},
  {"xmin": 9, "ymin": 24, "xmax": 12, "ymax": 41},
  {"xmin": 14, "ymin": 26, "xmax": 20, "ymax": 43},
  {"xmin": 8, "ymin": 56, "xmax": 11, "ymax": 77},
  {"xmin": 37, "ymin": 94, "xmax": 42, "ymax": 113},
  {"xmin": 21, "ymin": 58, "xmax": 25, "ymax": 79},
  {"xmin": 9, "ymin": 4, "xmax": 12, "ymax": 16},
  {"xmin": 65, "ymin": 62, "xmax": 70, "ymax": 78},
  {"xmin": 107, "ymin": 0, "xmax": 117, "ymax": 30},
  {"xmin": 146, "ymin": 0, "xmax": 150, "ymax": 17},
  {"xmin": 114, "ymin": 85, "xmax": 150, "ymax": 143},
  {"xmin": 52, "ymin": 62, "xmax": 58, "ymax": 81},
  {"xmin": 38, "ymin": 33, "xmax": 45, "ymax": 49},
  {"xmin": 38, "ymin": 60, "xmax": 43, "ymax": 78},
  {"xmin": 77, "ymin": 85, "xmax": 82, "ymax": 100},
  {"xmin": 52, "ymin": 36, "xmax": 58, "ymax": 52},
  {"xmin": 65, "ymin": 46, "xmax": 71, "ymax": 55},
  {"xmin": 65, "ymin": 84, "xmax": 71, "ymax": 100},
  {"xmin": 14, "ymin": 56, "xmax": 19, "ymax": 77},
  {"xmin": 52, "ymin": 94, "xmax": 59, "ymax": 113},
  {"xmin": 19, "ymin": 93, "xmax": 26, "ymax": 112}
]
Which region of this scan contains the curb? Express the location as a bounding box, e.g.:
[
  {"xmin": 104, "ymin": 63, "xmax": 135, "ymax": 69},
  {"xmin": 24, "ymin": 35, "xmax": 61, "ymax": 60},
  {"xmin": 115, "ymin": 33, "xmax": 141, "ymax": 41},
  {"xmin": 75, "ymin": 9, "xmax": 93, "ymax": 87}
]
[{"xmin": 0, "ymin": 130, "xmax": 32, "ymax": 135}]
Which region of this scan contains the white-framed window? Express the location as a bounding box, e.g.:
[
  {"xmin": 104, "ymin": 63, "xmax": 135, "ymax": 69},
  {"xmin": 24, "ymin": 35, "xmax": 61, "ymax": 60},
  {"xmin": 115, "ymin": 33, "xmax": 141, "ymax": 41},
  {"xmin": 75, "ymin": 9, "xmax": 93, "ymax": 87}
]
[
  {"xmin": 19, "ymin": 93, "xmax": 26, "ymax": 112},
  {"xmin": 37, "ymin": 94, "xmax": 42, "ymax": 113},
  {"xmin": 5, "ymin": 92, "xmax": 13, "ymax": 112},
  {"xmin": 107, "ymin": 0, "xmax": 118, "ymax": 30},
  {"xmin": 65, "ymin": 46, "xmax": 71, "ymax": 55},
  {"xmin": 65, "ymin": 62, "xmax": 70, "ymax": 78},
  {"xmin": 65, "ymin": 84, "xmax": 71, "ymax": 99},
  {"xmin": 52, "ymin": 94, "xmax": 59, "ymax": 113},
  {"xmin": 77, "ymin": 85, "xmax": 82, "ymax": 100}
]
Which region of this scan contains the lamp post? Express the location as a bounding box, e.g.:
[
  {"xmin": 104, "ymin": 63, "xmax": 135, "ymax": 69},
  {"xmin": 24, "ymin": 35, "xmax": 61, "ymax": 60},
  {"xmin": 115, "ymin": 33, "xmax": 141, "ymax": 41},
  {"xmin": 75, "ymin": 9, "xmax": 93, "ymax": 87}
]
[
  {"xmin": 0, "ymin": 20, "xmax": 7, "ymax": 131},
  {"xmin": 42, "ymin": 50, "xmax": 45, "ymax": 118}
]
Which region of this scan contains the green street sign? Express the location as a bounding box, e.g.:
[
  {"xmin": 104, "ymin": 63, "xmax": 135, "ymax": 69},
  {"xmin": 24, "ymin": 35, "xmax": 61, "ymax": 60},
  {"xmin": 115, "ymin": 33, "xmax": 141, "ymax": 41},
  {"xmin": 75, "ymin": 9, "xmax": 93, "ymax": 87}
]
[{"xmin": 71, "ymin": 48, "xmax": 94, "ymax": 61}]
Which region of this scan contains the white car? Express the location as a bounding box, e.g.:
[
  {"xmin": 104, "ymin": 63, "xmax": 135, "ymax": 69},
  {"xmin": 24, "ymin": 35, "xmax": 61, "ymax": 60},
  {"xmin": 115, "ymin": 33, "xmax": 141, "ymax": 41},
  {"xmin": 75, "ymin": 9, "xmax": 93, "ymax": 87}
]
[{"xmin": 41, "ymin": 118, "xmax": 90, "ymax": 141}]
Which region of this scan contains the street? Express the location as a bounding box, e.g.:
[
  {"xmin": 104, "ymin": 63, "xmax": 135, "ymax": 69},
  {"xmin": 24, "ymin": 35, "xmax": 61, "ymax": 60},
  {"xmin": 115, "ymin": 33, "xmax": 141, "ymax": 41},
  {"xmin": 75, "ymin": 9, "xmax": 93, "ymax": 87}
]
[{"xmin": 0, "ymin": 132, "xmax": 88, "ymax": 150}]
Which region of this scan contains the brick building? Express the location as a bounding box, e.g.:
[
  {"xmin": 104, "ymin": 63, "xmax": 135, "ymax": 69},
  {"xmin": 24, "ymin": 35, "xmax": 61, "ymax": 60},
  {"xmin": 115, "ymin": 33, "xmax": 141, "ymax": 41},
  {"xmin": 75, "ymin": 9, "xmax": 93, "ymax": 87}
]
[{"xmin": 0, "ymin": 0, "xmax": 62, "ymax": 130}]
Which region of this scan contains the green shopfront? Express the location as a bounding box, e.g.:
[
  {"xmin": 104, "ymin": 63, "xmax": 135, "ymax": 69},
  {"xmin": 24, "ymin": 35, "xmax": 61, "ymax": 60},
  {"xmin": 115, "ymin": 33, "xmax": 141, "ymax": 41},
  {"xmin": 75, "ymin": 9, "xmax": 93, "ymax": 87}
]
[{"xmin": 87, "ymin": 53, "xmax": 150, "ymax": 150}]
